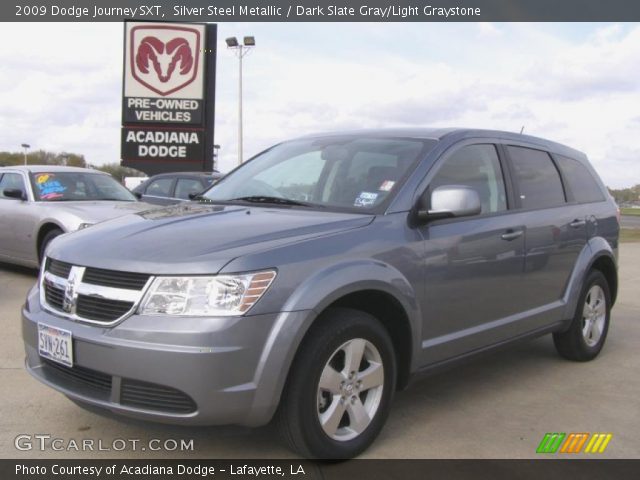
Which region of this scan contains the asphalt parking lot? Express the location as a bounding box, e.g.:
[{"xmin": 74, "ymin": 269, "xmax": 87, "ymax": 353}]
[{"xmin": 1, "ymin": 245, "xmax": 639, "ymax": 459}]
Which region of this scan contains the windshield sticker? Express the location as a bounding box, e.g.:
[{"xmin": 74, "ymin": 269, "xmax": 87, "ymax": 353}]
[
  {"xmin": 354, "ymin": 191, "xmax": 378, "ymax": 207},
  {"xmin": 36, "ymin": 174, "xmax": 67, "ymax": 200},
  {"xmin": 379, "ymin": 180, "xmax": 395, "ymax": 192}
]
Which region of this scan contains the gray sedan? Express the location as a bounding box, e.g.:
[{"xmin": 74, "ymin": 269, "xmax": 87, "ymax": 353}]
[{"xmin": 0, "ymin": 165, "xmax": 153, "ymax": 268}]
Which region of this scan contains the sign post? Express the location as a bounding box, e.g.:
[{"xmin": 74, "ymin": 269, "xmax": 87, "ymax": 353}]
[{"xmin": 121, "ymin": 21, "xmax": 217, "ymax": 175}]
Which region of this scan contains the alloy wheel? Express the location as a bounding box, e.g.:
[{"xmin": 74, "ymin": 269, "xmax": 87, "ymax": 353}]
[
  {"xmin": 581, "ymin": 285, "xmax": 607, "ymax": 347},
  {"xmin": 316, "ymin": 338, "xmax": 384, "ymax": 441}
]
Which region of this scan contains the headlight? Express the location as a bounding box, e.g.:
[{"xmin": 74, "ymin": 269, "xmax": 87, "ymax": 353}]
[{"xmin": 139, "ymin": 270, "xmax": 276, "ymax": 316}]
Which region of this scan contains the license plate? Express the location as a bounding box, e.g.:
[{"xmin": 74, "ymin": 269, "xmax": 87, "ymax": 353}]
[{"xmin": 38, "ymin": 323, "xmax": 73, "ymax": 367}]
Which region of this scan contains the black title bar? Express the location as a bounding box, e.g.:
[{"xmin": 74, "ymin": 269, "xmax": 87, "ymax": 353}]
[
  {"xmin": 5, "ymin": 0, "xmax": 640, "ymax": 22},
  {"xmin": 3, "ymin": 459, "xmax": 640, "ymax": 480}
]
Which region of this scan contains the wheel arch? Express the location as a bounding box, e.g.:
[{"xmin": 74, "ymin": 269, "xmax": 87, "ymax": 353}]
[
  {"xmin": 561, "ymin": 236, "xmax": 618, "ymax": 325},
  {"xmin": 589, "ymin": 255, "xmax": 617, "ymax": 306},
  {"xmin": 37, "ymin": 222, "xmax": 64, "ymax": 263},
  {"xmin": 324, "ymin": 290, "xmax": 413, "ymax": 390},
  {"xmin": 247, "ymin": 262, "xmax": 421, "ymax": 426},
  {"xmin": 281, "ymin": 260, "xmax": 422, "ymax": 390}
]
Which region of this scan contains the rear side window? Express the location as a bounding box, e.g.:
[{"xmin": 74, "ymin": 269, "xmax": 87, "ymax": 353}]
[
  {"xmin": 145, "ymin": 178, "xmax": 173, "ymax": 197},
  {"xmin": 175, "ymin": 178, "xmax": 204, "ymax": 200},
  {"xmin": 508, "ymin": 146, "xmax": 565, "ymax": 209},
  {"xmin": 555, "ymin": 155, "xmax": 605, "ymax": 203}
]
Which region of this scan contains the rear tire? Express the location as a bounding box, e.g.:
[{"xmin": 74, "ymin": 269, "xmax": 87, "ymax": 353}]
[
  {"xmin": 277, "ymin": 308, "xmax": 396, "ymax": 459},
  {"xmin": 39, "ymin": 228, "xmax": 63, "ymax": 264},
  {"xmin": 553, "ymin": 270, "xmax": 611, "ymax": 361}
]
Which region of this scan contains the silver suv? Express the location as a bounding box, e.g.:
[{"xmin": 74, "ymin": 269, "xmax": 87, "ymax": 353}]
[{"xmin": 23, "ymin": 129, "xmax": 619, "ymax": 458}]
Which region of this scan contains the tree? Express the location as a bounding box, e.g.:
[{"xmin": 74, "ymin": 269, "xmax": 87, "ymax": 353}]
[
  {"xmin": 0, "ymin": 149, "xmax": 87, "ymax": 167},
  {"xmin": 89, "ymin": 163, "xmax": 146, "ymax": 182},
  {"xmin": 608, "ymin": 184, "xmax": 640, "ymax": 204}
]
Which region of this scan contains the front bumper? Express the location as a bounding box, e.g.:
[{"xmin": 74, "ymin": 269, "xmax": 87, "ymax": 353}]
[{"xmin": 22, "ymin": 285, "xmax": 312, "ymax": 427}]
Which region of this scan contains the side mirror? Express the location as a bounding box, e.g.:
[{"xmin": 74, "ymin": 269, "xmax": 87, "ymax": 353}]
[
  {"xmin": 416, "ymin": 185, "xmax": 481, "ymax": 222},
  {"xmin": 3, "ymin": 188, "xmax": 27, "ymax": 201}
]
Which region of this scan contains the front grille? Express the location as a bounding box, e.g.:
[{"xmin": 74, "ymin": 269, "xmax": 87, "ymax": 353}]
[
  {"xmin": 47, "ymin": 259, "xmax": 72, "ymax": 278},
  {"xmin": 42, "ymin": 259, "xmax": 150, "ymax": 325},
  {"xmin": 83, "ymin": 267, "xmax": 150, "ymax": 290},
  {"xmin": 121, "ymin": 378, "xmax": 197, "ymax": 413},
  {"xmin": 76, "ymin": 295, "xmax": 134, "ymax": 322},
  {"xmin": 44, "ymin": 283, "xmax": 65, "ymax": 311},
  {"xmin": 42, "ymin": 359, "xmax": 112, "ymax": 394}
]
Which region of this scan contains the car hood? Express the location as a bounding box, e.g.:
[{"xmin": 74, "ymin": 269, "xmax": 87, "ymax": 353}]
[
  {"xmin": 49, "ymin": 203, "xmax": 374, "ymax": 274},
  {"xmin": 40, "ymin": 200, "xmax": 154, "ymax": 224}
]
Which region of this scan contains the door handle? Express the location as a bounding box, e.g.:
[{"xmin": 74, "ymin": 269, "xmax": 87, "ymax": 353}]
[
  {"xmin": 501, "ymin": 229, "xmax": 523, "ymax": 241},
  {"xmin": 569, "ymin": 219, "xmax": 586, "ymax": 228}
]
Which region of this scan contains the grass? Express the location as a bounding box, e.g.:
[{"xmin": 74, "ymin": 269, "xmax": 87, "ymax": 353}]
[
  {"xmin": 621, "ymin": 208, "xmax": 640, "ymax": 216},
  {"xmin": 620, "ymin": 228, "xmax": 640, "ymax": 243}
]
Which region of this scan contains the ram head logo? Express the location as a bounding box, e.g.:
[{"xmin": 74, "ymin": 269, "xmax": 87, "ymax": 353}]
[{"xmin": 129, "ymin": 25, "xmax": 201, "ymax": 96}]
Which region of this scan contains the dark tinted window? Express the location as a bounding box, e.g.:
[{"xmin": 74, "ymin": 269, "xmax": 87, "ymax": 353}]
[
  {"xmin": 508, "ymin": 146, "xmax": 565, "ymax": 209},
  {"xmin": 431, "ymin": 144, "xmax": 507, "ymax": 214},
  {"xmin": 555, "ymin": 155, "xmax": 605, "ymax": 203}
]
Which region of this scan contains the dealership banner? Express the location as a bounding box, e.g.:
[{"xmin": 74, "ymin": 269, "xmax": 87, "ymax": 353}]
[
  {"xmin": 120, "ymin": 21, "xmax": 216, "ymax": 174},
  {"xmin": 4, "ymin": 0, "xmax": 640, "ymax": 22}
]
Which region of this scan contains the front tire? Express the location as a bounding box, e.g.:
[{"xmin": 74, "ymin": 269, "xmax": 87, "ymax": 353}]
[
  {"xmin": 277, "ymin": 308, "xmax": 396, "ymax": 459},
  {"xmin": 553, "ymin": 270, "xmax": 611, "ymax": 361}
]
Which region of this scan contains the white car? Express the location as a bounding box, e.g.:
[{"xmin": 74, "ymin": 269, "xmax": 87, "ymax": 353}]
[{"xmin": 0, "ymin": 165, "xmax": 154, "ymax": 267}]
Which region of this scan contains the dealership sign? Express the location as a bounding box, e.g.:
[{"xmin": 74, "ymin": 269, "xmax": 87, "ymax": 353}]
[
  {"xmin": 121, "ymin": 127, "xmax": 204, "ymax": 161},
  {"xmin": 121, "ymin": 21, "xmax": 217, "ymax": 174}
]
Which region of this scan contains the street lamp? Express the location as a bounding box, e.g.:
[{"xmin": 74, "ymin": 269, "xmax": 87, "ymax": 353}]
[
  {"xmin": 226, "ymin": 36, "xmax": 255, "ymax": 165},
  {"xmin": 213, "ymin": 144, "xmax": 220, "ymax": 171},
  {"xmin": 21, "ymin": 143, "xmax": 30, "ymax": 165}
]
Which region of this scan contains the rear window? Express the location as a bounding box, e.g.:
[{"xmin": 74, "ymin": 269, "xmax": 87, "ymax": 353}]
[
  {"xmin": 507, "ymin": 146, "xmax": 566, "ymax": 210},
  {"xmin": 555, "ymin": 155, "xmax": 605, "ymax": 204}
]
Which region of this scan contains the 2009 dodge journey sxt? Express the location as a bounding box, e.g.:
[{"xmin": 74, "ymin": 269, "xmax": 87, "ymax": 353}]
[{"xmin": 23, "ymin": 129, "xmax": 619, "ymax": 458}]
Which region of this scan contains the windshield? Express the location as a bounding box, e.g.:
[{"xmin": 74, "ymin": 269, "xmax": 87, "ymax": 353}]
[
  {"xmin": 202, "ymin": 136, "xmax": 435, "ymax": 212},
  {"xmin": 31, "ymin": 172, "xmax": 136, "ymax": 202}
]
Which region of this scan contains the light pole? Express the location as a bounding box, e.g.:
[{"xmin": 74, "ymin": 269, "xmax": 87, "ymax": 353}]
[
  {"xmin": 21, "ymin": 143, "xmax": 30, "ymax": 165},
  {"xmin": 213, "ymin": 144, "xmax": 220, "ymax": 171},
  {"xmin": 225, "ymin": 36, "xmax": 255, "ymax": 166}
]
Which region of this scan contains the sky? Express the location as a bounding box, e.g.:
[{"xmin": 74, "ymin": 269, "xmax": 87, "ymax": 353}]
[{"xmin": 0, "ymin": 22, "xmax": 639, "ymax": 188}]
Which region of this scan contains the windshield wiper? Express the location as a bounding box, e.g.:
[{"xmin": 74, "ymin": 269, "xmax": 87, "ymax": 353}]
[{"xmin": 228, "ymin": 196, "xmax": 321, "ymax": 208}]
